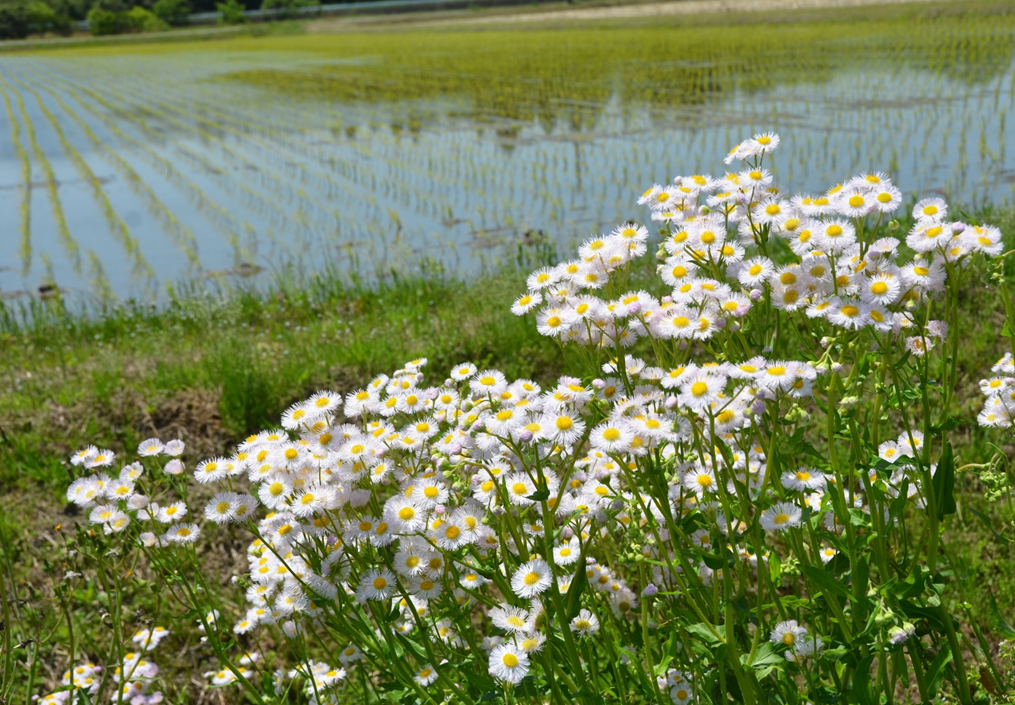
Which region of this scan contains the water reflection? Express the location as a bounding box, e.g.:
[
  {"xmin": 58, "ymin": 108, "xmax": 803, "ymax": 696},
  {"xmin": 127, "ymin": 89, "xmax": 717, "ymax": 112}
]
[{"xmin": 0, "ymin": 16, "xmax": 1013, "ymax": 301}]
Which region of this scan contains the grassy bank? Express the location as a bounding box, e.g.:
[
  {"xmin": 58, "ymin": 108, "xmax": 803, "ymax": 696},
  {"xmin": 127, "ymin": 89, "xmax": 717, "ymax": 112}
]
[{"xmin": 4, "ymin": 207, "xmax": 1015, "ymax": 597}]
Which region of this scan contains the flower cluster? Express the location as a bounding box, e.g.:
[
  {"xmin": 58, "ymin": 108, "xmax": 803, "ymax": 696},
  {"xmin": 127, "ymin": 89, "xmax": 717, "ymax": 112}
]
[
  {"xmin": 52, "ymin": 134, "xmax": 1007, "ymax": 705},
  {"xmin": 976, "ymin": 351, "xmax": 1015, "ymax": 428},
  {"xmin": 36, "ymin": 635, "xmax": 168, "ymax": 705}
]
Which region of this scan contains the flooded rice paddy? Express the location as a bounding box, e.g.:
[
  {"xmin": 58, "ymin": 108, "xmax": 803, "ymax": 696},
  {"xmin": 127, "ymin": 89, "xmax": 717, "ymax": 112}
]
[{"xmin": 1, "ymin": 15, "xmax": 1015, "ymax": 300}]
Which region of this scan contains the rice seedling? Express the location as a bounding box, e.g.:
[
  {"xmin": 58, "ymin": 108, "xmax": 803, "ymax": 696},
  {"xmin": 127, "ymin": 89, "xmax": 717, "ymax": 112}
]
[{"xmin": 0, "ymin": 70, "xmax": 33, "ymax": 276}]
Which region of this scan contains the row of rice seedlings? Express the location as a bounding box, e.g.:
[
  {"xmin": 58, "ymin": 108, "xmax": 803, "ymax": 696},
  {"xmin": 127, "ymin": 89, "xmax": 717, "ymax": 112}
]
[
  {"xmin": 81, "ymin": 61, "xmax": 388, "ymax": 227},
  {"xmin": 74, "ymin": 61, "xmax": 417, "ymax": 261},
  {"xmin": 0, "ymin": 69, "xmax": 83, "ymax": 280},
  {"xmin": 22, "ymin": 74, "xmax": 208, "ymax": 280},
  {"xmin": 3, "ymin": 66, "xmax": 158, "ymax": 285},
  {"xmin": 44, "ymin": 73, "xmax": 250, "ymax": 261},
  {"xmin": 0, "ymin": 71, "xmax": 32, "ymax": 275},
  {"xmin": 28, "ymin": 58, "xmax": 354, "ymax": 257}
]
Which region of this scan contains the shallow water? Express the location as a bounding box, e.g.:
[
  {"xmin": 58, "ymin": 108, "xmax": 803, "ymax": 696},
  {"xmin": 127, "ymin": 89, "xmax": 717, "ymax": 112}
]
[{"xmin": 1, "ymin": 18, "xmax": 1014, "ymax": 301}]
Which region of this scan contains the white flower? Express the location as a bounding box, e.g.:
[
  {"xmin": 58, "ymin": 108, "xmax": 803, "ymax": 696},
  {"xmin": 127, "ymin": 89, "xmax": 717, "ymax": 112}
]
[
  {"xmin": 570, "ymin": 609, "xmax": 600, "ymax": 636},
  {"xmin": 510, "ymin": 558, "xmax": 552, "ymax": 598}
]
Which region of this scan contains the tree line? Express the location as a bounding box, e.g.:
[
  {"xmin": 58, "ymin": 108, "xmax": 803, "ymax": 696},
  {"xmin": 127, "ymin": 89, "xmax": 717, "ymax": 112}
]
[{"xmin": 0, "ymin": 0, "xmax": 327, "ymax": 39}]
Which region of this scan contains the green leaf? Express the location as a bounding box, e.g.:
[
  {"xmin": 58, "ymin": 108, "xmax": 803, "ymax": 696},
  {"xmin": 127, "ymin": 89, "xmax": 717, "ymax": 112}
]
[
  {"xmin": 803, "ymin": 564, "xmax": 852, "ymax": 601},
  {"xmin": 746, "ymin": 642, "xmax": 785, "ymax": 670},
  {"xmin": 526, "ymin": 488, "xmax": 550, "ymax": 502},
  {"xmin": 565, "ymin": 552, "xmax": 588, "ymax": 621},
  {"xmin": 852, "ymin": 654, "xmax": 876, "ymax": 705},
  {"xmin": 990, "ymin": 595, "xmax": 1015, "ymax": 638},
  {"xmin": 888, "ymin": 479, "xmax": 910, "ymax": 522},
  {"xmin": 932, "ymin": 441, "xmax": 957, "ymax": 520},
  {"xmin": 969, "ymin": 507, "xmax": 1011, "ymax": 544},
  {"xmin": 926, "ymin": 642, "xmax": 953, "ymax": 698},
  {"xmin": 685, "ymin": 622, "xmax": 725, "ymax": 649}
]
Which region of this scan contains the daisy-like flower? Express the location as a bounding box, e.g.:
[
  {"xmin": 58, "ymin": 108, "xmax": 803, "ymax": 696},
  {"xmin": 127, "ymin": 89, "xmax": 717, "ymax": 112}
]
[
  {"xmin": 814, "ymin": 219, "xmax": 856, "ymax": 253},
  {"xmin": 870, "ymin": 184, "xmax": 902, "ymax": 213},
  {"xmin": 488, "ymin": 644, "xmax": 529, "ymax": 684},
  {"xmin": 678, "ymin": 373, "xmax": 724, "ymax": 412},
  {"xmin": 305, "ymin": 391, "xmax": 342, "ymax": 418},
  {"xmin": 965, "ymin": 224, "xmax": 1004, "ymax": 257},
  {"xmin": 782, "ymin": 468, "xmax": 826, "ymax": 492},
  {"xmin": 837, "ymin": 189, "xmax": 873, "ymax": 218},
  {"xmin": 194, "ymin": 457, "xmax": 228, "ymax": 484},
  {"xmin": 157, "ymin": 502, "xmax": 188, "ymax": 523},
  {"xmin": 490, "ymin": 605, "xmax": 532, "ymax": 633},
  {"xmin": 71, "ymin": 446, "xmax": 97, "ymax": 467},
  {"xmin": 542, "ymin": 411, "xmax": 586, "ymax": 446},
  {"xmin": 752, "ymin": 131, "xmax": 780, "ymax": 154},
  {"xmin": 470, "ymin": 370, "xmax": 508, "ymax": 397},
  {"xmin": 589, "ymin": 420, "xmax": 633, "ymax": 453},
  {"xmin": 84, "ymin": 449, "xmax": 116, "ymax": 469},
  {"xmin": 385, "ymin": 497, "xmax": 424, "ymax": 533},
  {"xmin": 511, "ymin": 558, "xmax": 553, "ymax": 598},
  {"xmin": 760, "ymin": 503, "xmax": 803, "ymax": 532},
  {"xmin": 356, "ymin": 569, "xmax": 396, "ymax": 603},
  {"xmin": 414, "ymin": 665, "xmax": 438, "ymax": 687},
  {"xmin": 818, "ymin": 546, "xmax": 838, "ymax": 564},
  {"xmin": 137, "ymin": 438, "xmax": 164, "ymax": 457},
  {"xmin": 912, "ymin": 197, "xmax": 947, "ymax": 222},
  {"xmin": 827, "ymin": 299, "xmax": 869, "ymax": 330},
  {"xmin": 770, "ymin": 619, "xmax": 807, "ymax": 647},
  {"xmin": 682, "ymin": 466, "xmax": 717, "ymax": 496},
  {"xmin": 511, "ymin": 292, "xmax": 543, "ymax": 316},
  {"xmin": 206, "ymin": 493, "xmax": 238, "ymax": 524},
  {"xmin": 859, "ymin": 273, "xmax": 901, "ymax": 306},
  {"xmin": 164, "ymin": 439, "xmax": 185, "ymax": 456},
  {"xmin": 164, "ymin": 523, "xmax": 200, "ymax": 544},
  {"xmin": 553, "ymin": 539, "xmax": 581, "ymax": 565},
  {"xmin": 737, "ymin": 256, "xmax": 774, "ymax": 287},
  {"xmin": 569, "ymin": 609, "xmax": 600, "ymax": 636}
]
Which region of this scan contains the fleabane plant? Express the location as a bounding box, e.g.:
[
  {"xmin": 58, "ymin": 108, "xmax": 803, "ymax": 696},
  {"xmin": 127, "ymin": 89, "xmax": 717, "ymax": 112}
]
[{"xmin": 49, "ymin": 134, "xmax": 1011, "ymax": 705}]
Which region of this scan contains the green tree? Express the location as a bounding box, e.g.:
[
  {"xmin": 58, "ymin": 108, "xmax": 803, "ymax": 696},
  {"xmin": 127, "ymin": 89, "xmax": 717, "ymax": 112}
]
[
  {"xmin": 152, "ymin": 0, "xmax": 188, "ymax": 25},
  {"xmin": 86, "ymin": 4, "xmax": 124, "ymax": 33},
  {"xmin": 215, "ymin": 0, "xmax": 244, "ymax": 23},
  {"xmin": 123, "ymin": 5, "xmax": 166, "ymax": 30}
]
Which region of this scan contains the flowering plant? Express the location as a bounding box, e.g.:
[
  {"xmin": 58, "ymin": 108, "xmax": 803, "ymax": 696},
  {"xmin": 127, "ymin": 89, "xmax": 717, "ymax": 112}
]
[{"xmin": 42, "ymin": 135, "xmax": 1013, "ymax": 704}]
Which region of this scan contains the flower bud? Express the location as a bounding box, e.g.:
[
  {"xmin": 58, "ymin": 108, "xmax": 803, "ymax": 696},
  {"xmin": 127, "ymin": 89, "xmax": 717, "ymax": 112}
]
[
  {"xmin": 592, "ymin": 378, "xmax": 606, "ymax": 389},
  {"xmin": 749, "ymin": 288, "xmax": 763, "ymax": 301},
  {"xmin": 665, "ymin": 396, "xmax": 678, "ymax": 410},
  {"xmin": 642, "ymin": 583, "xmax": 659, "ymax": 597},
  {"xmin": 519, "ymin": 430, "xmax": 533, "ymax": 443}
]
